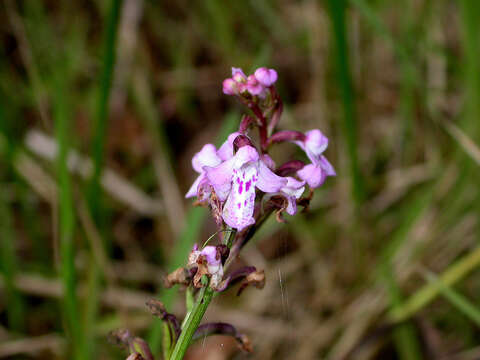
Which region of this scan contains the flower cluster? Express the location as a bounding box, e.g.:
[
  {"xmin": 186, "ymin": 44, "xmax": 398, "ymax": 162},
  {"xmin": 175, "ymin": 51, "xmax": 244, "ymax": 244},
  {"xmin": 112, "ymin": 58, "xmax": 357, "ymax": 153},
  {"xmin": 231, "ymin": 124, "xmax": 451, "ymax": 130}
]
[
  {"xmin": 222, "ymin": 67, "xmax": 277, "ymax": 97},
  {"xmin": 187, "ymin": 67, "xmax": 335, "ymax": 232}
]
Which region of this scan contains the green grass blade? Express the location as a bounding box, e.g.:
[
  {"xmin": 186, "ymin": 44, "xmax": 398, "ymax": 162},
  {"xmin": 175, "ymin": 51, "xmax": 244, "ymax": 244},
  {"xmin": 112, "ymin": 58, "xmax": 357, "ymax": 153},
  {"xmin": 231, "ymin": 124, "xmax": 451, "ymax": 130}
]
[
  {"xmin": 84, "ymin": 1, "xmax": 123, "ymax": 357},
  {"xmin": 376, "ymin": 183, "xmax": 434, "ymax": 359},
  {"xmin": 0, "ymin": 189, "xmax": 24, "ymax": 332},
  {"xmin": 423, "ymin": 270, "xmax": 480, "ymax": 327},
  {"xmin": 54, "ymin": 69, "xmax": 83, "ymax": 360},
  {"xmin": 459, "ymin": 0, "xmax": 480, "ymax": 138},
  {"xmin": 382, "ymin": 264, "xmax": 422, "ymax": 360},
  {"xmin": 326, "ymin": 0, "xmax": 364, "ymax": 204},
  {"xmin": 88, "ymin": 0, "xmax": 123, "ymax": 219},
  {"xmin": 390, "ymin": 244, "xmax": 480, "ymax": 323}
]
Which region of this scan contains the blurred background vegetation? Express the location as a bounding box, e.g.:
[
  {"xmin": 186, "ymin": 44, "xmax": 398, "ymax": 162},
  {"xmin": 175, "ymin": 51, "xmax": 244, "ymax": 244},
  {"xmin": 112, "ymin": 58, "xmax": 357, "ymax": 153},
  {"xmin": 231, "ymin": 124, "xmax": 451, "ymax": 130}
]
[{"xmin": 1, "ymin": 0, "xmax": 480, "ymax": 359}]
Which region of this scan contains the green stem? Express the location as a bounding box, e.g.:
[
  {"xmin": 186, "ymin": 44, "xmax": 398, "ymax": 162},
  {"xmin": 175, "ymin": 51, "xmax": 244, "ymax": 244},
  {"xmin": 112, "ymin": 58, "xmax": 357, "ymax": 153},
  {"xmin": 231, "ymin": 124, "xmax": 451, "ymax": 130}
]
[
  {"xmin": 169, "ymin": 287, "xmax": 215, "ymax": 360},
  {"xmin": 170, "ymin": 228, "xmax": 237, "ymax": 359}
]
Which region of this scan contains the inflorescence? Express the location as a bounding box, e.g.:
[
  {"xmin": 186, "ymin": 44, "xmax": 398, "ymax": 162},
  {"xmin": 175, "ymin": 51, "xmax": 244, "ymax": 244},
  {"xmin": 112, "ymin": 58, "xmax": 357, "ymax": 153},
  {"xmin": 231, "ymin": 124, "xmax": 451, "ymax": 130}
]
[{"xmin": 111, "ymin": 66, "xmax": 335, "ymax": 360}]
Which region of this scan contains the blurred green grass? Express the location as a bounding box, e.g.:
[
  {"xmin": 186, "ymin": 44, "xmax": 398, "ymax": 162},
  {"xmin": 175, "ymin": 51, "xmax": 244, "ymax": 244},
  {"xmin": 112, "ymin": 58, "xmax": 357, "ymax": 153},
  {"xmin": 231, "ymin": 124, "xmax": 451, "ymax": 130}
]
[{"xmin": 1, "ymin": 0, "xmax": 480, "ymax": 359}]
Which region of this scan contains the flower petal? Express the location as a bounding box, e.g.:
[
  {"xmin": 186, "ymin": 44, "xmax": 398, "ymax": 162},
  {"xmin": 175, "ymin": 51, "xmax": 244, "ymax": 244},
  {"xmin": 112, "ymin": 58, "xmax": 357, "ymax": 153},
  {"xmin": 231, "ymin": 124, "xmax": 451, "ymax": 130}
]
[
  {"xmin": 217, "ymin": 132, "xmax": 241, "ymax": 161},
  {"xmin": 304, "ymin": 130, "xmax": 328, "ymax": 162},
  {"xmin": 223, "ymin": 78, "xmax": 238, "ymax": 95},
  {"xmin": 192, "ymin": 144, "xmax": 222, "ymax": 173},
  {"xmin": 201, "ymin": 246, "xmax": 221, "ymax": 266},
  {"xmin": 232, "ymin": 67, "xmax": 246, "ymax": 79},
  {"xmin": 256, "ymin": 160, "xmax": 287, "ymax": 193},
  {"xmin": 281, "ymin": 177, "xmax": 305, "ymax": 198},
  {"xmin": 205, "ymin": 145, "xmax": 259, "ymax": 202},
  {"xmin": 204, "ymin": 158, "xmax": 235, "ymax": 201},
  {"xmin": 232, "ymin": 145, "xmax": 259, "ymax": 167},
  {"xmin": 293, "ymin": 129, "xmax": 329, "ymax": 164},
  {"xmin": 254, "ymin": 67, "xmax": 278, "ymax": 87},
  {"xmin": 185, "ymin": 174, "xmax": 204, "ymax": 198},
  {"xmin": 246, "ymin": 75, "xmax": 264, "ymax": 95},
  {"xmin": 319, "ymin": 155, "xmax": 336, "ymax": 176},
  {"xmin": 284, "ymin": 195, "xmax": 297, "ymax": 215},
  {"xmin": 297, "ymin": 163, "xmax": 326, "ymax": 188},
  {"xmin": 222, "ymin": 163, "xmax": 258, "ymax": 231},
  {"xmin": 261, "ymin": 154, "xmax": 276, "ymax": 170}
]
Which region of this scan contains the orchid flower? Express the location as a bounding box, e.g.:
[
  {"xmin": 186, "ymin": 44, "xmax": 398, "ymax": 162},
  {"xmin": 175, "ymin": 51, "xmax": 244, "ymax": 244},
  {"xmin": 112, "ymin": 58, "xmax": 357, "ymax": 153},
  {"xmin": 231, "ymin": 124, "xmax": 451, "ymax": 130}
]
[
  {"xmin": 294, "ymin": 129, "xmax": 336, "ymax": 188},
  {"xmin": 273, "ymin": 177, "xmax": 306, "ymax": 215},
  {"xmin": 185, "ymin": 144, "xmax": 222, "ymax": 199},
  {"xmin": 204, "ymin": 144, "xmax": 287, "ymax": 231},
  {"xmin": 113, "ymin": 66, "xmax": 336, "ymax": 360},
  {"xmin": 188, "ymin": 245, "xmax": 224, "ymax": 289}
]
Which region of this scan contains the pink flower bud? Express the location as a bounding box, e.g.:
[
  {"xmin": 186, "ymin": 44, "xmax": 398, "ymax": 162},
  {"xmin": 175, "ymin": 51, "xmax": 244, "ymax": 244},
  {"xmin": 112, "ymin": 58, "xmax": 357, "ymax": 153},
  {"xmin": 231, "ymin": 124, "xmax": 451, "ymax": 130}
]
[
  {"xmin": 246, "ymin": 75, "xmax": 264, "ymax": 96},
  {"xmin": 232, "ymin": 67, "xmax": 247, "ymax": 83},
  {"xmin": 254, "ymin": 67, "xmax": 278, "ymax": 87},
  {"xmin": 223, "ymin": 78, "xmax": 238, "ymax": 95}
]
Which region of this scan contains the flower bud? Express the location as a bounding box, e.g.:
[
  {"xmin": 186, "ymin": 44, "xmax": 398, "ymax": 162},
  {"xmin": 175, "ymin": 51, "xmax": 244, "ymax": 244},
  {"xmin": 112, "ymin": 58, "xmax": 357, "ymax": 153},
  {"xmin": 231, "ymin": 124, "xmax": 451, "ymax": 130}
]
[
  {"xmin": 246, "ymin": 75, "xmax": 264, "ymax": 95},
  {"xmin": 222, "ymin": 78, "xmax": 238, "ymax": 95},
  {"xmin": 254, "ymin": 67, "xmax": 278, "ymax": 87}
]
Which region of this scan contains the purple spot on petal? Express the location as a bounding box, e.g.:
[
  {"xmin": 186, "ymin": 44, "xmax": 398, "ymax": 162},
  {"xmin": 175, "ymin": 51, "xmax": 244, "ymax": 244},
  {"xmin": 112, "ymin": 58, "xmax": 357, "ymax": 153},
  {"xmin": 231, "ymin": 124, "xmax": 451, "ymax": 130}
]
[
  {"xmin": 244, "ymin": 200, "xmax": 247, "ymax": 206},
  {"xmin": 238, "ymin": 184, "xmax": 243, "ymax": 194},
  {"xmin": 237, "ymin": 203, "xmax": 241, "ymax": 209},
  {"xmin": 245, "ymin": 180, "xmax": 252, "ymax": 192}
]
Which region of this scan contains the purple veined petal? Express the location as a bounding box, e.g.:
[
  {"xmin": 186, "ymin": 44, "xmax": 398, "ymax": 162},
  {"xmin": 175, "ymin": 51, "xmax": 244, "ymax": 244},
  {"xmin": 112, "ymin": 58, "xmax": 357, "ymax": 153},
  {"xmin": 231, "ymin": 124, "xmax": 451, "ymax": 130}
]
[
  {"xmin": 246, "ymin": 75, "xmax": 264, "ymax": 96},
  {"xmin": 254, "ymin": 67, "xmax": 278, "ymax": 87},
  {"xmin": 192, "ymin": 144, "xmax": 222, "ymax": 173},
  {"xmin": 205, "ymin": 145, "xmax": 258, "ymax": 202},
  {"xmin": 256, "ymin": 159, "xmax": 288, "ymax": 193},
  {"xmin": 319, "ymin": 155, "xmax": 336, "ymax": 176},
  {"xmin": 201, "ymin": 246, "xmax": 220, "ymax": 266},
  {"xmin": 222, "ymin": 163, "xmax": 258, "ymax": 231},
  {"xmin": 297, "ymin": 163, "xmax": 326, "ymax": 188},
  {"xmin": 185, "ymin": 174, "xmax": 204, "ymax": 198},
  {"xmin": 217, "ymin": 132, "xmax": 241, "ymax": 161},
  {"xmin": 281, "ymin": 177, "xmax": 306, "ymax": 199}
]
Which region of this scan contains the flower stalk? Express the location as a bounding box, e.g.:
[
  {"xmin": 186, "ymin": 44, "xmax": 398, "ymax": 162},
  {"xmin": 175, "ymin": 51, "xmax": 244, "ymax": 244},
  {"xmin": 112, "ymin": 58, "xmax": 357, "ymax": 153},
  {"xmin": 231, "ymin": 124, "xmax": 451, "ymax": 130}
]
[{"xmin": 169, "ymin": 285, "xmax": 214, "ymax": 360}]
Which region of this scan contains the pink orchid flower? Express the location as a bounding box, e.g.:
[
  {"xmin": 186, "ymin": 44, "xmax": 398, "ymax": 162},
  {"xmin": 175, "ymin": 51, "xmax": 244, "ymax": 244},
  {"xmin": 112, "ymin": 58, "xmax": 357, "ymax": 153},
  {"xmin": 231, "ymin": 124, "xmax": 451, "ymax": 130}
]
[{"xmin": 294, "ymin": 129, "xmax": 336, "ymax": 188}]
